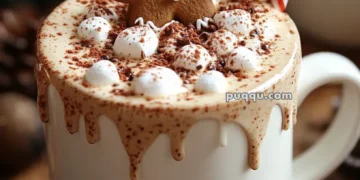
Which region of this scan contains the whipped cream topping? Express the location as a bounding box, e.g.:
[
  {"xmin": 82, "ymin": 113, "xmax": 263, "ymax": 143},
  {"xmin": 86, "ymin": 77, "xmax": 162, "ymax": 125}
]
[
  {"xmin": 85, "ymin": 60, "xmax": 120, "ymax": 86},
  {"xmin": 172, "ymin": 44, "xmax": 212, "ymax": 71},
  {"xmin": 113, "ymin": 26, "xmax": 159, "ymax": 59},
  {"xmin": 87, "ymin": 5, "xmax": 119, "ymax": 22},
  {"xmin": 226, "ymin": 47, "xmax": 259, "ymax": 71},
  {"xmin": 132, "ymin": 67, "xmax": 186, "ymax": 97},
  {"xmin": 213, "ymin": 9, "xmax": 253, "ymax": 35},
  {"xmin": 206, "ymin": 29, "xmax": 238, "ymax": 57},
  {"xmin": 77, "ymin": 17, "xmax": 112, "ymax": 45},
  {"xmin": 195, "ymin": 70, "xmax": 227, "ymax": 93}
]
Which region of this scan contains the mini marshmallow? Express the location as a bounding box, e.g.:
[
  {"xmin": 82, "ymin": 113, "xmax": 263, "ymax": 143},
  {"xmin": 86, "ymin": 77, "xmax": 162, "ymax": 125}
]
[
  {"xmin": 87, "ymin": 5, "xmax": 118, "ymax": 22},
  {"xmin": 214, "ymin": 9, "xmax": 253, "ymax": 35},
  {"xmin": 77, "ymin": 17, "xmax": 111, "ymax": 44},
  {"xmin": 173, "ymin": 44, "xmax": 212, "ymax": 71},
  {"xmin": 207, "ymin": 29, "xmax": 238, "ymax": 57},
  {"xmin": 226, "ymin": 47, "xmax": 259, "ymax": 71},
  {"xmin": 260, "ymin": 20, "xmax": 277, "ymax": 41},
  {"xmin": 132, "ymin": 67, "xmax": 185, "ymax": 97},
  {"xmin": 113, "ymin": 26, "xmax": 159, "ymax": 60},
  {"xmin": 85, "ymin": 60, "xmax": 120, "ymax": 86},
  {"xmin": 195, "ymin": 71, "xmax": 227, "ymax": 93},
  {"xmin": 245, "ymin": 38, "xmax": 261, "ymax": 51}
]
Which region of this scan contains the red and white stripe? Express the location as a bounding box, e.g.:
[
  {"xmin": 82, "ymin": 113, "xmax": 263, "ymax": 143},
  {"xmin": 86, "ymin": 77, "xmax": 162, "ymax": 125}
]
[{"xmin": 271, "ymin": 0, "xmax": 289, "ymax": 12}]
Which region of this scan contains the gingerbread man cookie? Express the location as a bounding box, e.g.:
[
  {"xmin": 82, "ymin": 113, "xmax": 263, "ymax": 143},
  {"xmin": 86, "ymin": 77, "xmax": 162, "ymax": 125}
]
[{"xmin": 120, "ymin": 0, "xmax": 217, "ymax": 27}]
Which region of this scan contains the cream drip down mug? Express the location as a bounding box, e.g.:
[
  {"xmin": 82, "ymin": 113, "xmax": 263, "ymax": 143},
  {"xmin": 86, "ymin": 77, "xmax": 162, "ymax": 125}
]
[
  {"xmin": 36, "ymin": 0, "xmax": 360, "ymax": 180},
  {"xmin": 42, "ymin": 53, "xmax": 360, "ymax": 180}
]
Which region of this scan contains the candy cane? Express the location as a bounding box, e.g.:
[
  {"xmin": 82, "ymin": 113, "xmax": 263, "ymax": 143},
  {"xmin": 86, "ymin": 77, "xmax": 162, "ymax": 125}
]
[{"xmin": 271, "ymin": 0, "xmax": 288, "ymax": 12}]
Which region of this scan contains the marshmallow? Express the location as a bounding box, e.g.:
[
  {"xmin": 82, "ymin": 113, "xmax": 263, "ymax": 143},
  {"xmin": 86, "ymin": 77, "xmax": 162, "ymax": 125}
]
[
  {"xmin": 132, "ymin": 67, "xmax": 185, "ymax": 97},
  {"xmin": 113, "ymin": 26, "xmax": 159, "ymax": 59},
  {"xmin": 85, "ymin": 60, "xmax": 120, "ymax": 86},
  {"xmin": 259, "ymin": 20, "xmax": 277, "ymax": 40},
  {"xmin": 214, "ymin": 9, "xmax": 253, "ymax": 35},
  {"xmin": 173, "ymin": 44, "xmax": 212, "ymax": 71},
  {"xmin": 87, "ymin": 5, "xmax": 118, "ymax": 22},
  {"xmin": 77, "ymin": 17, "xmax": 111, "ymax": 44},
  {"xmin": 158, "ymin": 37, "xmax": 178, "ymax": 56},
  {"xmin": 226, "ymin": 47, "xmax": 259, "ymax": 71},
  {"xmin": 207, "ymin": 29, "xmax": 238, "ymax": 57},
  {"xmin": 246, "ymin": 38, "xmax": 261, "ymax": 51},
  {"xmin": 195, "ymin": 71, "xmax": 227, "ymax": 93}
]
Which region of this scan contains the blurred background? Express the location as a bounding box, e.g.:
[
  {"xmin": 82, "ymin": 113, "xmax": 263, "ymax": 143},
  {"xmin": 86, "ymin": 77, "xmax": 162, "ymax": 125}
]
[{"xmin": 0, "ymin": 0, "xmax": 359, "ymax": 179}]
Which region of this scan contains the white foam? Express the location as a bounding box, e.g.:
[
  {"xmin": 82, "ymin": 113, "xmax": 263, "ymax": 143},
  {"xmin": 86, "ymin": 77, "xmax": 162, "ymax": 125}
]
[
  {"xmin": 173, "ymin": 44, "xmax": 212, "ymax": 71},
  {"xmin": 132, "ymin": 67, "xmax": 186, "ymax": 97},
  {"xmin": 113, "ymin": 26, "xmax": 159, "ymax": 60},
  {"xmin": 85, "ymin": 60, "xmax": 120, "ymax": 86},
  {"xmin": 249, "ymin": 43, "xmax": 298, "ymax": 93},
  {"xmin": 87, "ymin": 5, "xmax": 118, "ymax": 22},
  {"xmin": 195, "ymin": 71, "xmax": 227, "ymax": 93},
  {"xmin": 214, "ymin": 9, "xmax": 253, "ymax": 35},
  {"xmin": 77, "ymin": 17, "xmax": 111, "ymax": 45}
]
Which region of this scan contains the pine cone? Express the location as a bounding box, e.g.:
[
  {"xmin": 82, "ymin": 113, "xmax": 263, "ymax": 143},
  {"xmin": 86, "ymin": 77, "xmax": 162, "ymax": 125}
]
[{"xmin": 0, "ymin": 4, "xmax": 43, "ymax": 99}]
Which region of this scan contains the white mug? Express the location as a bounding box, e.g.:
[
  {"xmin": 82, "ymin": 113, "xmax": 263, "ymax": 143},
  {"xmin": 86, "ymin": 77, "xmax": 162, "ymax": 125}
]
[
  {"xmin": 43, "ymin": 52, "xmax": 360, "ymax": 180},
  {"xmin": 287, "ymin": 0, "xmax": 360, "ymax": 47}
]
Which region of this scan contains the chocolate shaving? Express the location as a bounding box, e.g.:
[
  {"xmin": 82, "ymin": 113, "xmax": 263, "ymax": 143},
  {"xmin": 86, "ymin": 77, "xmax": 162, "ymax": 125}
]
[
  {"xmin": 124, "ymin": 68, "xmax": 133, "ymax": 81},
  {"xmin": 141, "ymin": 51, "xmax": 145, "ymax": 59},
  {"xmin": 176, "ymin": 38, "xmax": 191, "ymax": 47},
  {"xmin": 101, "ymin": 55, "xmax": 110, "ymax": 60}
]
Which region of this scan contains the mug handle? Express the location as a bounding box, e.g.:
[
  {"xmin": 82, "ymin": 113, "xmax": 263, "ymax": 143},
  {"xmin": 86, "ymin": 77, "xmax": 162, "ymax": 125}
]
[{"xmin": 293, "ymin": 52, "xmax": 360, "ymax": 180}]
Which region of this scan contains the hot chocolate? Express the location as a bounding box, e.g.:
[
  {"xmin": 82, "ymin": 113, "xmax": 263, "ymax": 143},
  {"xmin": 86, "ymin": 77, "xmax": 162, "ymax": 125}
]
[{"xmin": 35, "ymin": 0, "xmax": 301, "ymax": 179}]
